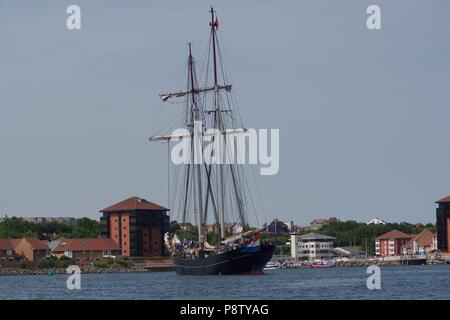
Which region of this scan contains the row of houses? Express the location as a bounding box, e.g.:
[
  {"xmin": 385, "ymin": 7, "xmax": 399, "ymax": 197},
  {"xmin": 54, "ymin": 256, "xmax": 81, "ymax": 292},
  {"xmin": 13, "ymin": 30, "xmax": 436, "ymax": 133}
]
[
  {"xmin": 375, "ymin": 229, "xmax": 437, "ymax": 256},
  {"xmin": 289, "ymin": 228, "xmax": 438, "ymax": 260},
  {"xmin": 0, "ymin": 237, "xmax": 123, "ymax": 263},
  {"xmin": 0, "ymin": 215, "xmax": 76, "ymax": 224},
  {"xmin": 0, "ymin": 238, "xmax": 49, "ymax": 262}
]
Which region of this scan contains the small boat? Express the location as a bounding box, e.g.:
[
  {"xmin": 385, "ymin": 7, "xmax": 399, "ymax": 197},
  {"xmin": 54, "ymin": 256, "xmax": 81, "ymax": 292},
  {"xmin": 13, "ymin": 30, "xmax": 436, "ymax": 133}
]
[
  {"xmin": 311, "ymin": 260, "xmax": 335, "ymax": 268},
  {"xmin": 263, "ymin": 261, "xmax": 280, "ymax": 270}
]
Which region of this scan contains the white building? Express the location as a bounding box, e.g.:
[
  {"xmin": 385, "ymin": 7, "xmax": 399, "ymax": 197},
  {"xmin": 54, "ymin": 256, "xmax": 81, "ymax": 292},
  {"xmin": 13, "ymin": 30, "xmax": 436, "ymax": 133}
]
[
  {"xmin": 367, "ymin": 217, "xmax": 387, "ymax": 225},
  {"xmin": 290, "ymin": 232, "xmax": 336, "ymax": 260}
]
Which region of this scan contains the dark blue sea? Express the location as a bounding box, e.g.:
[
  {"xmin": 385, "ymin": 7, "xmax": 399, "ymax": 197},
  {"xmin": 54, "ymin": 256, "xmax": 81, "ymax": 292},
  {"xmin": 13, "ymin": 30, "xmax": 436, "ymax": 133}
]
[{"xmin": 0, "ymin": 265, "xmax": 448, "ymax": 300}]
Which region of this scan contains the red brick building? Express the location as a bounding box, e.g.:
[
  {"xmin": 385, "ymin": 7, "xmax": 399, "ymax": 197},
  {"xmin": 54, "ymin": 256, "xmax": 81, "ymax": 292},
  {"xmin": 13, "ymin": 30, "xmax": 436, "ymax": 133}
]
[
  {"xmin": 100, "ymin": 196, "xmax": 170, "ymax": 257},
  {"xmin": 375, "ymin": 230, "xmax": 412, "ymax": 256},
  {"xmin": 436, "ymin": 195, "xmax": 450, "ymax": 253},
  {"xmin": 52, "ymin": 238, "xmax": 122, "ymax": 260}
]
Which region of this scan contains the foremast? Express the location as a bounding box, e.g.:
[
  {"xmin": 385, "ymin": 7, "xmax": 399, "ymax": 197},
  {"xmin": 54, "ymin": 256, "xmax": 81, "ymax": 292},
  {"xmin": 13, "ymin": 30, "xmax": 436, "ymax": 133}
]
[
  {"xmin": 188, "ymin": 43, "xmax": 205, "ymax": 246},
  {"xmin": 209, "ymin": 7, "xmax": 226, "ymax": 240}
]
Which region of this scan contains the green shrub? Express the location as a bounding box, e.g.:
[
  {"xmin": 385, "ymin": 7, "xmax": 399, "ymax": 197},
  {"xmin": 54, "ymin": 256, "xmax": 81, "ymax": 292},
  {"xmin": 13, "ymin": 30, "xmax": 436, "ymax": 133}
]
[
  {"xmin": 59, "ymin": 259, "xmax": 72, "ymax": 269},
  {"xmin": 37, "ymin": 258, "xmax": 56, "ymax": 269},
  {"xmin": 93, "ymin": 258, "xmax": 114, "ymax": 268},
  {"xmin": 115, "ymin": 259, "xmax": 132, "ymax": 268}
]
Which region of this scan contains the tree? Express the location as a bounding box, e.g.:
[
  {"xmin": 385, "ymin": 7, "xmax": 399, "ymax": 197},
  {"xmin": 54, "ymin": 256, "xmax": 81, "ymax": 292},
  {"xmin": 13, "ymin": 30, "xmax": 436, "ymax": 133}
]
[
  {"xmin": 0, "ymin": 217, "xmax": 38, "ymax": 238},
  {"xmin": 66, "ymin": 217, "xmax": 100, "ymax": 238},
  {"xmin": 169, "ymin": 220, "xmax": 181, "ymax": 233}
]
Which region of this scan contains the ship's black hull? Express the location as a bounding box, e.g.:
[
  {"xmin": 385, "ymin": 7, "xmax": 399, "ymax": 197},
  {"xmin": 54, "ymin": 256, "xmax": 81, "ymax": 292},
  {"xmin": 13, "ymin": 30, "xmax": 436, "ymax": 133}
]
[{"xmin": 173, "ymin": 243, "xmax": 275, "ymax": 275}]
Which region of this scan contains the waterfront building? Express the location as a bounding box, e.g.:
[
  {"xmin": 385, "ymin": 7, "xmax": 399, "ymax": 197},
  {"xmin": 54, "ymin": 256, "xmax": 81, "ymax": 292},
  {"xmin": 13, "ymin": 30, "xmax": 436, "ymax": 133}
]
[
  {"xmin": 436, "ymin": 195, "xmax": 450, "ymax": 254},
  {"xmin": 367, "ymin": 217, "xmax": 387, "ymax": 225},
  {"xmin": 100, "ymin": 196, "xmax": 170, "ymax": 257},
  {"xmin": 290, "ymin": 232, "xmax": 336, "ymax": 260},
  {"xmin": 401, "ymin": 229, "xmax": 435, "ymax": 255},
  {"xmin": 52, "ymin": 238, "xmax": 122, "ymax": 260},
  {"xmin": 13, "ymin": 237, "xmax": 49, "ymax": 261},
  {"xmin": 375, "ymin": 230, "xmax": 412, "ymax": 256},
  {"xmin": 0, "ymin": 239, "xmax": 16, "ymax": 262}
]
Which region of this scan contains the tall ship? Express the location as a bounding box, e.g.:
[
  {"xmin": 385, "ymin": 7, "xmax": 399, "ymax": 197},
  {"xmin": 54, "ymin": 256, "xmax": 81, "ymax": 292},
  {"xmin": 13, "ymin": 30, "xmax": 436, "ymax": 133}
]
[{"xmin": 150, "ymin": 7, "xmax": 275, "ymax": 275}]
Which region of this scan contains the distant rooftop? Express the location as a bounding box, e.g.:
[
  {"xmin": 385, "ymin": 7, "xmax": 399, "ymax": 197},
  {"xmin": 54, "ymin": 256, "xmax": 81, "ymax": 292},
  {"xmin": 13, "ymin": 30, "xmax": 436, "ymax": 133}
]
[
  {"xmin": 376, "ymin": 229, "xmax": 412, "ymax": 240},
  {"xmin": 100, "ymin": 196, "xmax": 169, "ymax": 213}
]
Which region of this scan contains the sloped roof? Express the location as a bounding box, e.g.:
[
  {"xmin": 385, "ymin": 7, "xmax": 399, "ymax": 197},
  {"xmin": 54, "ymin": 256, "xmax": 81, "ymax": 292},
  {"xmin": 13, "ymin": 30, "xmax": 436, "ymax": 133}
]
[
  {"xmin": 0, "ymin": 239, "xmax": 14, "ymax": 250},
  {"xmin": 53, "ymin": 238, "xmax": 121, "ymax": 252},
  {"xmin": 411, "ymin": 229, "xmax": 434, "ymax": 246},
  {"xmin": 436, "ymin": 195, "xmax": 450, "ymax": 203},
  {"xmin": 376, "ymin": 230, "xmax": 412, "ymax": 240},
  {"xmin": 100, "ymin": 196, "xmax": 169, "ymax": 212},
  {"xmin": 20, "ymin": 237, "xmax": 48, "ymax": 250},
  {"xmin": 10, "ymin": 239, "xmax": 21, "ymax": 248},
  {"xmin": 297, "ymin": 232, "xmax": 336, "ymax": 240}
]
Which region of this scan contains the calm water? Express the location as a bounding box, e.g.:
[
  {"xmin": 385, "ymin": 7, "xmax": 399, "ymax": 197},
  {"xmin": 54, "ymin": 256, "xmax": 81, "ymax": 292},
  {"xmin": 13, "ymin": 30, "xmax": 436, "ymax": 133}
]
[{"xmin": 0, "ymin": 265, "xmax": 448, "ymax": 300}]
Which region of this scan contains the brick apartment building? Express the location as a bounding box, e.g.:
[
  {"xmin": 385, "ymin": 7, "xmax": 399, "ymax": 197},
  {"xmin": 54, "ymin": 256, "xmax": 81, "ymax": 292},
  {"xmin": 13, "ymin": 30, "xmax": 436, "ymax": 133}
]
[
  {"xmin": 436, "ymin": 195, "xmax": 450, "ymax": 254},
  {"xmin": 100, "ymin": 196, "xmax": 170, "ymax": 257},
  {"xmin": 375, "ymin": 230, "xmax": 412, "ymax": 256}
]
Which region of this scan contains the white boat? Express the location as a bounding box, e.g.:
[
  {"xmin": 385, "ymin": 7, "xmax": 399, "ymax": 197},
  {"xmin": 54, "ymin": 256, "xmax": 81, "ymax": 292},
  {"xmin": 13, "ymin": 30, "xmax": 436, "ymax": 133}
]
[{"xmin": 263, "ymin": 261, "xmax": 280, "ymax": 270}]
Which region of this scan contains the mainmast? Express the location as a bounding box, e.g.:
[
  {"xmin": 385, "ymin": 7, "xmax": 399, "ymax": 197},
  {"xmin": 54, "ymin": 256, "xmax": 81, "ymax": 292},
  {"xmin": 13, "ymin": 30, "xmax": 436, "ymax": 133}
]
[
  {"xmin": 210, "ymin": 7, "xmax": 226, "ymax": 240},
  {"xmin": 189, "ymin": 43, "xmax": 204, "ymax": 246}
]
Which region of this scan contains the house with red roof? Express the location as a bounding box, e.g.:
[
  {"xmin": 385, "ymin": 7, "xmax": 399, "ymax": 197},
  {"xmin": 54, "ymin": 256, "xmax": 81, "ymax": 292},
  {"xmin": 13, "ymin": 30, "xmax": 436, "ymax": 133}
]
[
  {"xmin": 401, "ymin": 229, "xmax": 436, "ymax": 255},
  {"xmin": 0, "ymin": 239, "xmax": 16, "ymax": 262},
  {"xmin": 13, "ymin": 237, "xmax": 49, "ymax": 261},
  {"xmin": 52, "ymin": 238, "xmax": 122, "ymax": 260},
  {"xmin": 375, "ymin": 230, "xmax": 412, "ymax": 256},
  {"xmin": 100, "ymin": 196, "xmax": 170, "ymax": 257}
]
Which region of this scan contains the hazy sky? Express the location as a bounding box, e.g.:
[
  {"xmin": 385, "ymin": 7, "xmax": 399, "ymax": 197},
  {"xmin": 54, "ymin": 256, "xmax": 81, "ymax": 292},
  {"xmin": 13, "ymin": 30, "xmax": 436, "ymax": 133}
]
[{"xmin": 1, "ymin": 1, "xmax": 449, "ymax": 225}]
